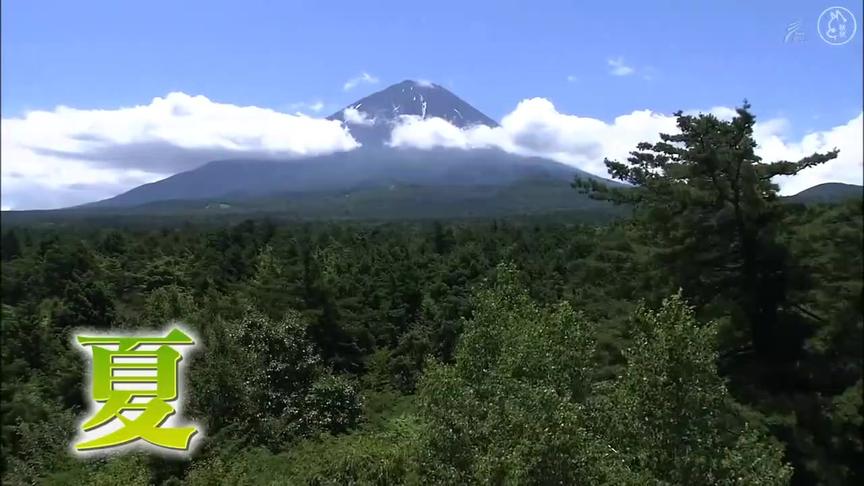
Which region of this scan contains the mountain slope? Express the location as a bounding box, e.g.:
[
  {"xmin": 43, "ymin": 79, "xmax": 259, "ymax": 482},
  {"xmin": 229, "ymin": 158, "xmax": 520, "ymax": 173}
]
[
  {"xmin": 327, "ymin": 80, "xmax": 498, "ymax": 146},
  {"xmin": 75, "ymin": 79, "xmax": 626, "ymax": 219},
  {"xmin": 86, "ymin": 147, "xmax": 612, "ymax": 209},
  {"xmin": 785, "ymin": 182, "xmax": 862, "ymax": 204},
  {"xmin": 3, "ymin": 177, "xmax": 624, "ymax": 226},
  {"xmin": 329, "ymin": 80, "xmax": 498, "ymax": 127}
]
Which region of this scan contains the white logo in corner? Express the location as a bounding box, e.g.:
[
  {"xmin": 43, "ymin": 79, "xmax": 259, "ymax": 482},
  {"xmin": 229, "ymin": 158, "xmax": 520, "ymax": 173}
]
[{"xmin": 818, "ymin": 6, "xmax": 858, "ymax": 46}]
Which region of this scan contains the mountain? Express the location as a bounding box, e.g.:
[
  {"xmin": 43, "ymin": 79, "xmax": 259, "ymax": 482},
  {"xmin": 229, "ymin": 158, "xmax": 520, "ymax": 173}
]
[
  {"xmin": 21, "ymin": 179, "xmax": 622, "ymax": 223},
  {"xmin": 785, "ymin": 182, "xmax": 862, "ymax": 204},
  {"xmin": 1, "ymin": 180, "xmax": 628, "ymax": 226},
  {"xmin": 86, "ymin": 147, "xmax": 610, "ymax": 209},
  {"xmin": 327, "ymin": 80, "xmax": 498, "ymax": 145},
  {"xmin": 68, "ymin": 79, "xmax": 625, "ymax": 219}
]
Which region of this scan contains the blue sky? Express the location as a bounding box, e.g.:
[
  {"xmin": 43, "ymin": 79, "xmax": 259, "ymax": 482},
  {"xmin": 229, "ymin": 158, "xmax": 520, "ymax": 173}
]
[
  {"xmin": 3, "ymin": 0, "xmax": 862, "ymax": 129},
  {"xmin": 2, "ymin": 1, "xmax": 862, "ymax": 209}
]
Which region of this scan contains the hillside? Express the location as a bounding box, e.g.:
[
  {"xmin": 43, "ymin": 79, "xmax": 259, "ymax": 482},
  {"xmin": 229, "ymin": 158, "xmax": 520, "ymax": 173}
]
[
  {"xmin": 785, "ymin": 182, "xmax": 862, "ymax": 204},
  {"xmin": 71, "ymin": 81, "xmax": 622, "ymax": 217}
]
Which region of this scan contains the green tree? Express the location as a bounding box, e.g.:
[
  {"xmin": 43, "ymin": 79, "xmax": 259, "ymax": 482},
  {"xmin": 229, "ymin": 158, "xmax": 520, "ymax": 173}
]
[
  {"xmin": 142, "ymin": 284, "xmax": 198, "ymax": 325},
  {"xmin": 413, "ymin": 265, "xmax": 791, "ymax": 484},
  {"xmin": 591, "ymin": 293, "xmax": 792, "ymax": 484},
  {"xmin": 1, "ymin": 230, "xmax": 21, "ymax": 262},
  {"xmin": 248, "ymin": 244, "xmax": 302, "ymax": 319},
  {"xmin": 412, "ymin": 264, "xmax": 639, "ymax": 484},
  {"xmin": 576, "ymin": 103, "xmax": 838, "ymax": 360},
  {"xmin": 188, "ymin": 307, "xmax": 362, "ymax": 448}
]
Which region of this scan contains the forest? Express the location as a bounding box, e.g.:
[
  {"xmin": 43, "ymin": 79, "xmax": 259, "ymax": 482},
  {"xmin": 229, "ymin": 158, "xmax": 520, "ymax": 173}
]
[{"xmin": 1, "ymin": 106, "xmax": 861, "ymax": 485}]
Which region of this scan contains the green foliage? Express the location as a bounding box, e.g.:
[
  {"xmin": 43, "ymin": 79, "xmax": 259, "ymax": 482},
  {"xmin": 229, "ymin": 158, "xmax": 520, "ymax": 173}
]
[
  {"xmin": 296, "ymin": 375, "xmax": 364, "ymax": 435},
  {"xmin": 142, "ymin": 284, "xmax": 199, "ymax": 325},
  {"xmin": 228, "ymin": 307, "xmax": 322, "ymax": 419},
  {"xmin": 574, "ymin": 106, "xmax": 861, "ymax": 483},
  {"xmin": 592, "ymin": 293, "xmax": 791, "ymax": 484},
  {"xmin": 44, "ymin": 454, "xmax": 152, "ymax": 486},
  {"xmin": 187, "ymin": 307, "xmax": 362, "ymax": 448},
  {"xmin": 412, "ymin": 263, "xmax": 614, "ymax": 484},
  {"xmin": 185, "ymin": 416, "xmax": 422, "ymax": 486},
  {"xmin": 3, "ymin": 401, "xmax": 79, "ymax": 483},
  {"xmin": 1, "ymin": 175, "xmax": 860, "ymax": 484},
  {"xmin": 410, "ymin": 268, "xmax": 789, "ymax": 484},
  {"xmin": 579, "ymin": 103, "xmax": 837, "ymax": 360},
  {"xmin": 1, "ymin": 230, "xmax": 21, "ymax": 261}
]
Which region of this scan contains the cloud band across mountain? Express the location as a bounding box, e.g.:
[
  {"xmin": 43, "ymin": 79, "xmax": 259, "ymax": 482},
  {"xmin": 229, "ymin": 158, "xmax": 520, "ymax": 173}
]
[
  {"xmin": 2, "ymin": 92, "xmax": 861, "ymax": 210},
  {"xmin": 389, "ymin": 99, "xmax": 863, "ymax": 197},
  {"xmin": 1, "ymin": 93, "xmax": 359, "ymax": 209}
]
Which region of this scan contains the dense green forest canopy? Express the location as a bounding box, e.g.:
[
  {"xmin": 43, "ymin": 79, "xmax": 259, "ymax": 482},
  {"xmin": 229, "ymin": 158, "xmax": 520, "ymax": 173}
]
[{"xmin": 1, "ymin": 106, "xmax": 861, "ymax": 485}]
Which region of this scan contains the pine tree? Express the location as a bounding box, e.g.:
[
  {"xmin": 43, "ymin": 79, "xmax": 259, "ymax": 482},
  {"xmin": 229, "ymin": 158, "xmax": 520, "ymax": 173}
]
[
  {"xmin": 1, "ymin": 230, "xmax": 21, "ymax": 262},
  {"xmin": 576, "ymin": 103, "xmax": 839, "ymax": 359}
]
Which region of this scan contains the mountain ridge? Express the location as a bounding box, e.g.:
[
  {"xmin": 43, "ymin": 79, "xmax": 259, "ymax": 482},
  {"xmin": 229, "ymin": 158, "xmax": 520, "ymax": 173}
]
[
  {"xmin": 785, "ymin": 182, "xmax": 862, "ymax": 204},
  {"xmin": 328, "ymin": 80, "xmax": 499, "ymax": 126},
  {"xmin": 83, "ymin": 147, "xmax": 608, "ymax": 209},
  {"xmin": 56, "ymin": 80, "xmax": 861, "ymax": 220},
  {"xmin": 78, "ymin": 79, "xmax": 615, "ymax": 212},
  {"xmin": 326, "ymin": 80, "xmax": 499, "ymax": 146}
]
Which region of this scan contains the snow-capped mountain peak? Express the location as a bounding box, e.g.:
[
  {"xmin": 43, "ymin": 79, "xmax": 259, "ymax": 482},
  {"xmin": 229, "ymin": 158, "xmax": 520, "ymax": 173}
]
[{"xmin": 327, "ymin": 80, "xmax": 498, "ymax": 145}]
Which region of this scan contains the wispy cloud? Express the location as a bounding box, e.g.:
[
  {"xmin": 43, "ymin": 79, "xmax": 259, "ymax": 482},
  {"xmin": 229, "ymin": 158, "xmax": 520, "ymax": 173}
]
[
  {"xmin": 566, "ymin": 74, "xmax": 579, "ymax": 83},
  {"xmin": 287, "ymin": 100, "xmax": 326, "ymax": 114},
  {"xmin": 607, "ymin": 57, "xmax": 635, "ymax": 76},
  {"xmin": 343, "ymin": 72, "xmax": 379, "ymax": 91},
  {"xmin": 641, "ymin": 66, "xmax": 658, "ymax": 81}
]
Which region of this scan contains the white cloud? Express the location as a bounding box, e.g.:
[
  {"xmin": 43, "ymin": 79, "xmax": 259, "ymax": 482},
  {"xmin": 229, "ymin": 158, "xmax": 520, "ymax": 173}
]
[
  {"xmin": 389, "ymin": 115, "xmax": 497, "ymax": 150},
  {"xmin": 3, "ymin": 90, "xmax": 859, "ymax": 211},
  {"xmin": 388, "ymin": 99, "xmax": 863, "ymax": 195},
  {"xmin": 607, "ymin": 57, "xmax": 635, "ymax": 76},
  {"xmin": 342, "ymin": 107, "xmax": 375, "ymax": 126},
  {"xmin": 389, "ymin": 98, "xmax": 676, "ymax": 177},
  {"xmin": 761, "ymin": 113, "xmax": 863, "ymax": 195},
  {"xmin": 343, "ymin": 72, "xmax": 379, "ymax": 91},
  {"xmin": 1, "ymin": 92, "xmax": 359, "ymax": 209},
  {"xmin": 287, "ymin": 100, "xmax": 326, "ymax": 114},
  {"xmin": 685, "ymin": 106, "xmax": 739, "ymax": 121},
  {"xmin": 566, "ymin": 74, "xmax": 579, "ymax": 83}
]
